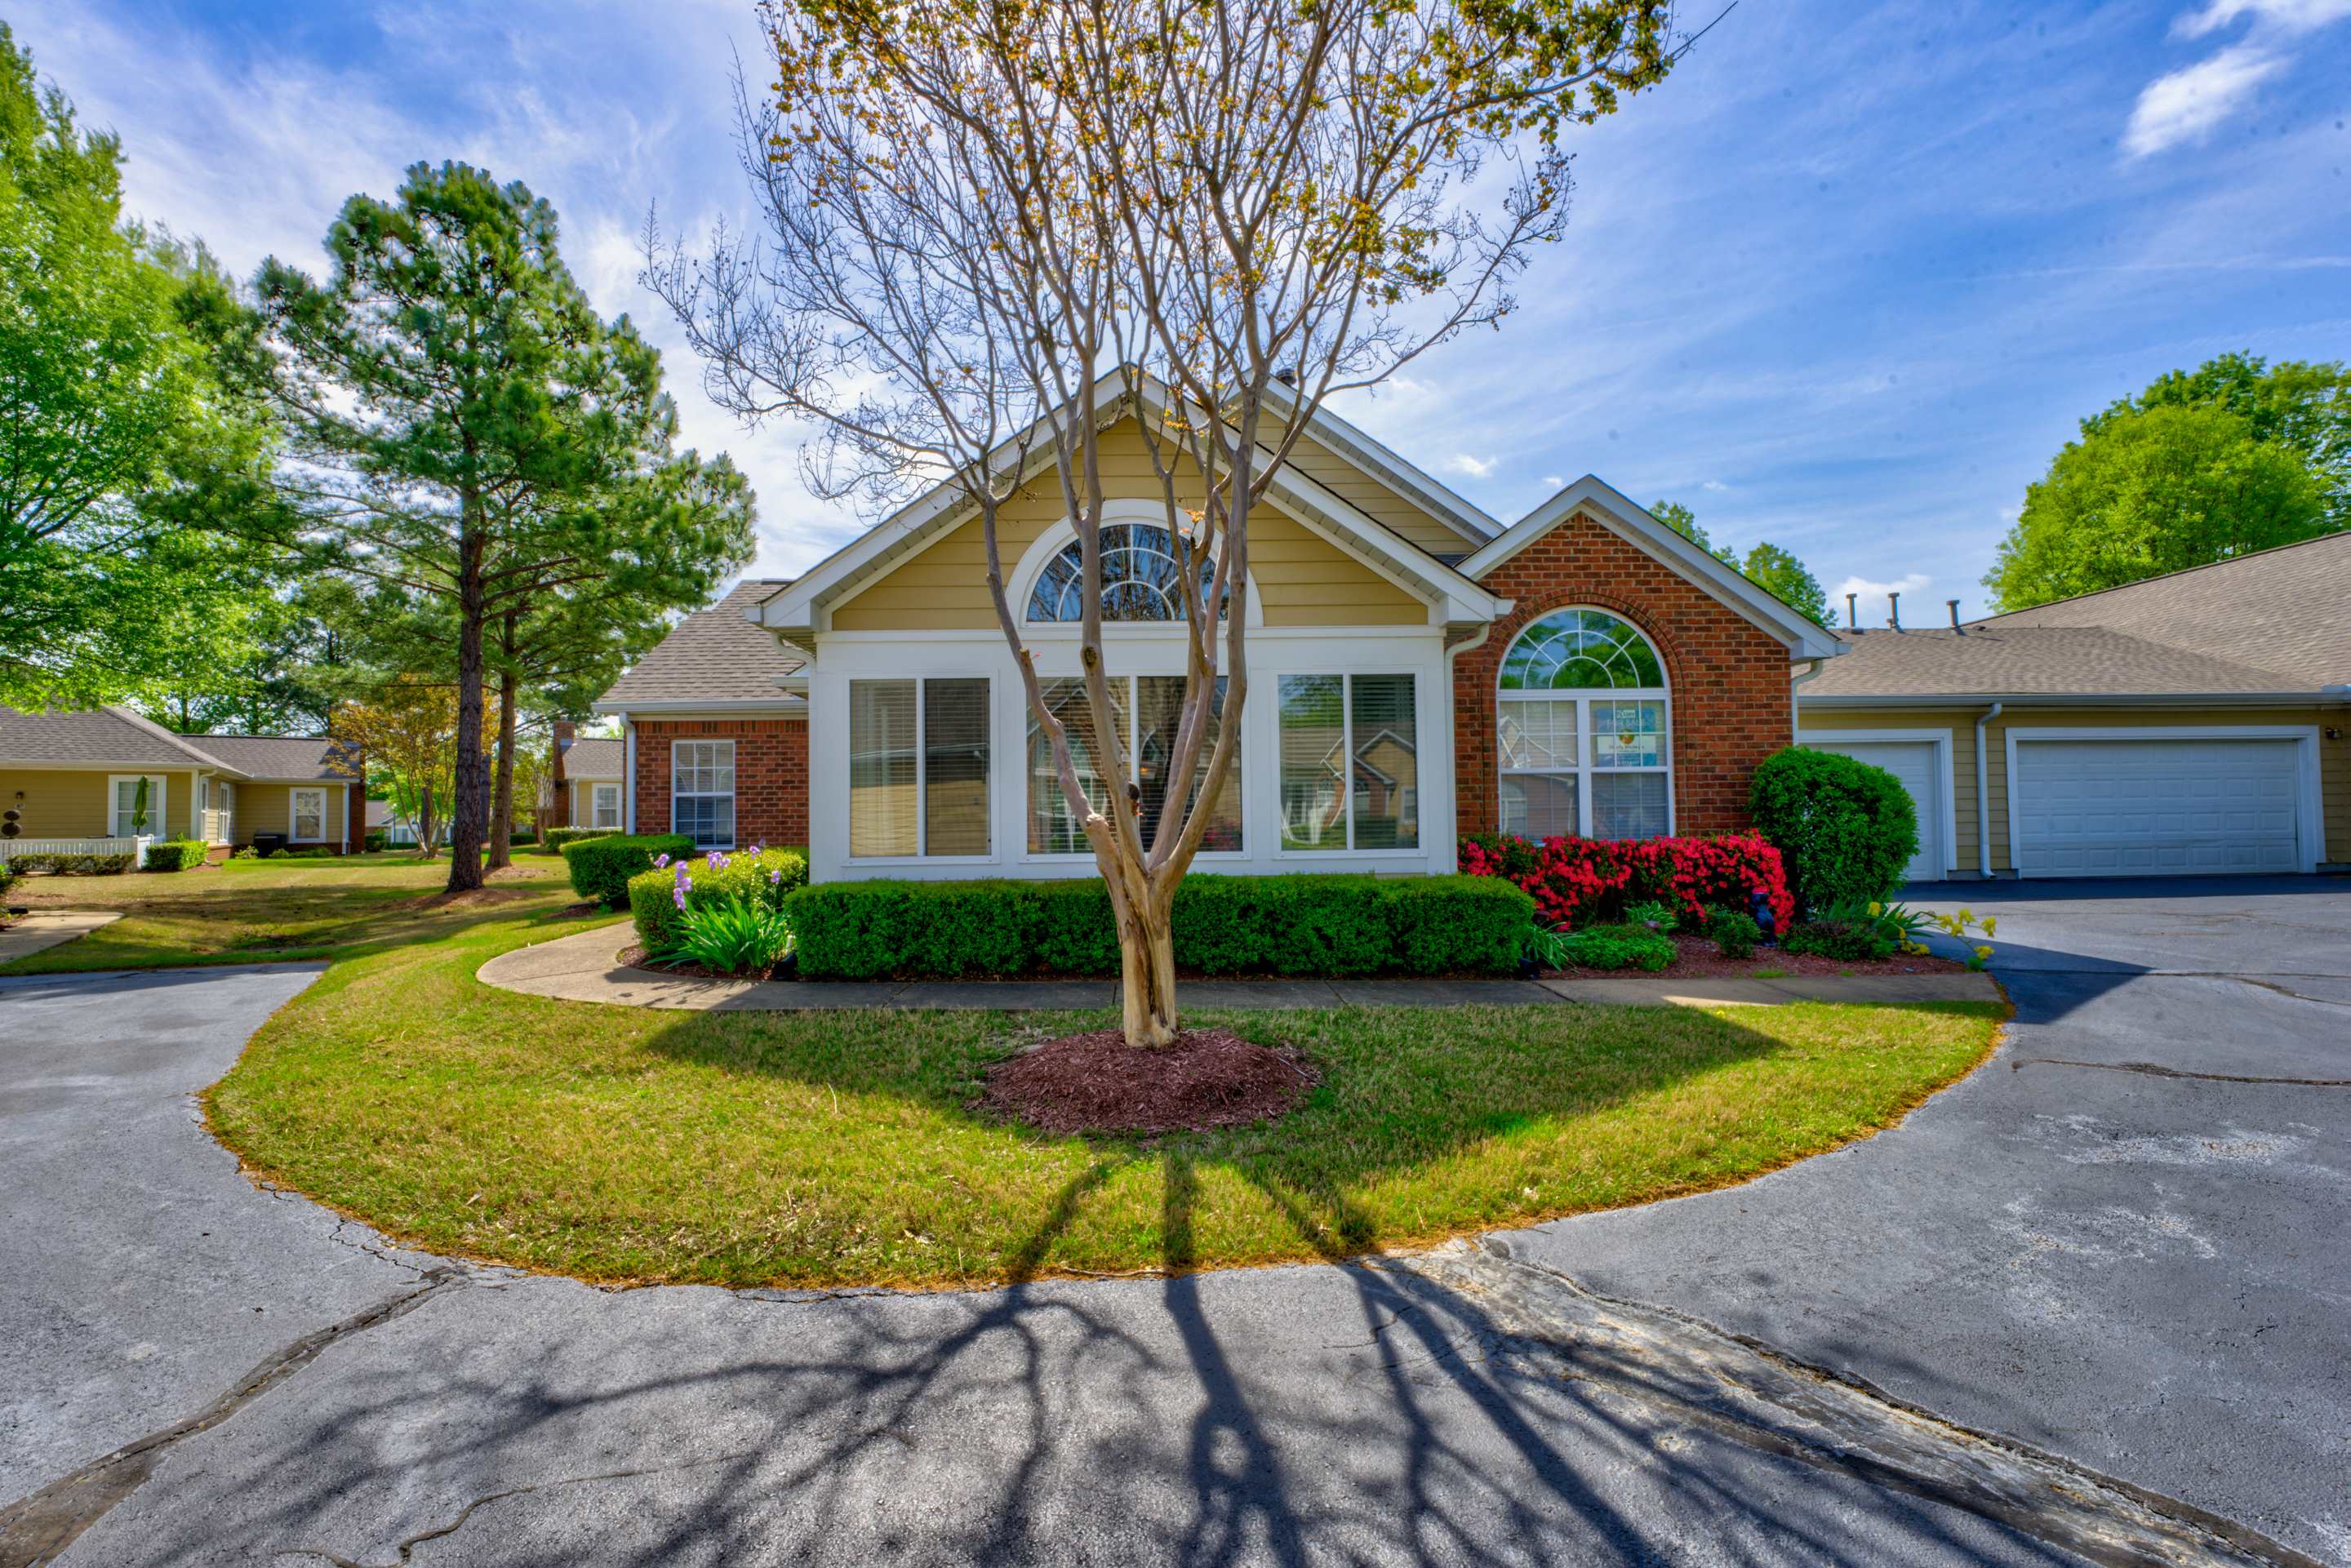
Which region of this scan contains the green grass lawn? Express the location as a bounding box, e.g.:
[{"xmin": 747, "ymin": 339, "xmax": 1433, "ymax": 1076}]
[
  {"xmin": 0, "ymin": 849, "xmax": 576, "ymax": 974},
  {"xmin": 201, "ymin": 879, "xmax": 2007, "ymax": 1289}
]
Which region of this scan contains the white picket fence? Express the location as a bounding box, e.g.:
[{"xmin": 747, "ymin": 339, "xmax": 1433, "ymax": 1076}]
[{"xmin": 2, "ymin": 834, "xmax": 151, "ymax": 862}]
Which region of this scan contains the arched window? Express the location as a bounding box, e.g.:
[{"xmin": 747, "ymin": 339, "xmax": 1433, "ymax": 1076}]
[
  {"xmin": 1025, "ymin": 524, "xmax": 1221, "ymax": 623},
  {"xmin": 1496, "ymin": 609, "xmax": 1670, "ymax": 841}
]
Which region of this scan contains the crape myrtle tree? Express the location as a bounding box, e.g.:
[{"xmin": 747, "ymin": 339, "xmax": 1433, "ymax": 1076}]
[
  {"xmin": 260, "ymin": 162, "xmax": 754, "ymax": 893},
  {"xmin": 647, "ymin": 0, "xmax": 1682, "ymax": 1046}
]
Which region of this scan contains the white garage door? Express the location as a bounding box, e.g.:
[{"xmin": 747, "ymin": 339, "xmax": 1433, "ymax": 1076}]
[
  {"xmin": 2013, "ymin": 738, "xmax": 2304, "ymax": 877},
  {"xmin": 1806, "ymin": 740, "xmax": 1944, "ymax": 884}
]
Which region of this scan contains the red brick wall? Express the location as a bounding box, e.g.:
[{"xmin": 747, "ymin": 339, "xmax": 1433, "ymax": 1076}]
[
  {"xmin": 1455, "ymin": 513, "xmax": 1795, "ymax": 837},
  {"xmin": 632, "ymin": 717, "xmax": 809, "ymax": 847}
]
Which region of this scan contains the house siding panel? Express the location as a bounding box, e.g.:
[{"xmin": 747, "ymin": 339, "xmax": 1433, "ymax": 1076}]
[
  {"xmin": 633, "ymin": 717, "xmax": 809, "ymax": 849},
  {"xmin": 1455, "ymin": 512, "xmax": 1796, "ymax": 838}
]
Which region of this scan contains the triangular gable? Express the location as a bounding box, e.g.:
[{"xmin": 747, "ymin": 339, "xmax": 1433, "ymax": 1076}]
[{"xmin": 1460, "ymin": 477, "xmax": 1844, "ymax": 660}]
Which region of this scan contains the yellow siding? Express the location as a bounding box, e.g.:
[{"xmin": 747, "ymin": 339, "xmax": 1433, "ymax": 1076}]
[
  {"xmin": 1255, "ymin": 415, "xmax": 1487, "ymax": 556},
  {"xmin": 0, "ymin": 768, "xmax": 215, "ymax": 841},
  {"xmin": 236, "ymin": 781, "xmax": 348, "ymax": 846},
  {"xmin": 830, "ymin": 419, "xmax": 1429, "ymax": 630},
  {"xmin": 1802, "ymin": 704, "xmax": 2349, "ymax": 870}
]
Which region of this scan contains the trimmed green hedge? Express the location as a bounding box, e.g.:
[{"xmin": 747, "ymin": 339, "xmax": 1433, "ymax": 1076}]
[
  {"xmin": 2, "ymin": 851, "xmax": 136, "ymax": 874},
  {"xmin": 544, "ymin": 826, "xmax": 620, "ymax": 855},
  {"xmin": 143, "ymin": 839, "xmax": 209, "ymax": 873},
  {"xmin": 628, "ymin": 848, "xmax": 811, "ymax": 954},
  {"xmin": 1751, "ymin": 747, "xmax": 1920, "ymax": 915},
  {"xmin": 563, "ymin": 833, "xmax": 695, "ymax": 908},
  {"xmin": 787, "ymin": 873, "xmax": 1535, "ymax": 980}
]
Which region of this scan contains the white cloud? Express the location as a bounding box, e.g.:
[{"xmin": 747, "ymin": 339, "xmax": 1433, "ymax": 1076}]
[
  {"xmin": 1700, "ymin": 478, "xmax": 1731, "ymax": 492},
  {"xmin": 2122, "ymin": 46, "xmax": 2287, "ymax": 158},
  {"xmin": 1445, "ymin": 454, "xmax": 1498, "ymax": 478},
  {"xmin": 2175, "ymin": 0, "xmax": 2351, "ymax": 37},
  {"xmin": 1540, "ymin": 474, "xmax": 1566, "ymax": 489},
  {"xmin": 1835, "ymin": 572, "xmax": 1935, "ymax": 625}
]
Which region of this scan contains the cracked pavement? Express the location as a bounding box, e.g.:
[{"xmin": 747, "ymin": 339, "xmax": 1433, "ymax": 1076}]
[{"xmin": 2, "ymin": 878, "xmax": 2347, "ymax": 1566}]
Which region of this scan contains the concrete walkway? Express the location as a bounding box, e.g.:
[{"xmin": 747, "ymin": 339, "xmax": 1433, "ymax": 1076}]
[
  {"xmin": 478, "ymin": 921, "xmax": 2001, "ymax": 1011},
  {"xmin": 0, "ymin": 911, "xmax": 119, "ymax": 966}
]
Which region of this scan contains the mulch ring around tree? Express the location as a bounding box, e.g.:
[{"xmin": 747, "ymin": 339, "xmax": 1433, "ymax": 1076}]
[{"xmin": 976, "ymin": 1027, "xmax": 1319, "ymax": 1136}]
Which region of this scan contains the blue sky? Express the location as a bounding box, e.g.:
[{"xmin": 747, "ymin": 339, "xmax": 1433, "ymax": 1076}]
[{"xmin": 20, "ymin": 0, "xmax": 2351, "ymax": 622}]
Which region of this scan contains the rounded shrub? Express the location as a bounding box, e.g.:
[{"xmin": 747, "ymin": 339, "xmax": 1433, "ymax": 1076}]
[
  {"xmin": 562, "ymin": 833, "xmax": 695, "ymax": 908},
  {"xmin": 627, "ymin": 847, "xmax": 810, "ymax": 954},
  {"xmin": 1748, "ymin": 747, "xmax": 1919, "ymax": 917}
]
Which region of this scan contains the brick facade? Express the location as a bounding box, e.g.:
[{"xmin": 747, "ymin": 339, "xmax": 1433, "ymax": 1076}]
[
  {"xmin": 1453, "ymin": 512, "xmax": 1795, "ymax": 837},
  {"xmin": 632, "ymin": 717, "xmax": 809, "ymax": 847}
]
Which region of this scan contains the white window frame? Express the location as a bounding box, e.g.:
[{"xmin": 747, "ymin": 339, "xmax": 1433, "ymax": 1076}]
[
  {"xmin": 217, "ymin": 780, "xmax": 235, "ymax": 845},
  {"xmin": 671, "ymin": 740, "xmax": 738, "ymax": 851},
  {"xmin": 1273, "ymin": 669, "xmax": 1424, "ymax": 859},
  {"xmin": 590, "ymin": 782, "xmax": 623, "ymax": 830},
  {"xmin": 109, "ymin": 774, "xmax": 167, "ymax": 839},
  {"xmin": 847, "ymin": 677, "xmax": 993, "ymax": 863},
  {"xmin": 1495, "ymin": 611, "xmax": 1674, "ymax": 842},
  {"xmin": 290, "ymin": 787, "xmax": 329, "ymax": 843},
  {"xmin": 1023, "ymin": 673, "xmax": 1247, "ymax": 861}
]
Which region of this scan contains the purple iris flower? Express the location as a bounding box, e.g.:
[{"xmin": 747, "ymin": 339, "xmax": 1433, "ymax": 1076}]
[{"xmin": 652, "ymin": 854, "xmax": 670, "ymax": 869}]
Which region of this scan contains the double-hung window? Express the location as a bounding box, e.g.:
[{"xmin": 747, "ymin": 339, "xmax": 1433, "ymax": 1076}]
[
  {"xmin": 110, "ymin": 775, "xmax": 166, "ymax": 839},
  {"xmin": 849, "ymin": 678, "xmax": 990, "ymax": 857},
  {"xmin": 1025, "ymin": 675, "xmax": 1241, "ymax": 855},
  {"xmin": 591, "ymin": 783, "xmax": 622, "ymax": 830},
  {"xmin": 291, "ymin": 787, "xmax": 327, "ymax": 842},
  {"xmin": 1496, "ymin": 609, "xmax": 1672, "ymax": 841},
  {"xmin": 672, "ymin": 741, "xmax": 736, "ymax": 848},
  {"xmin": 1276, "ymin": 673, "xmax": 1418, "ymax": 851}
]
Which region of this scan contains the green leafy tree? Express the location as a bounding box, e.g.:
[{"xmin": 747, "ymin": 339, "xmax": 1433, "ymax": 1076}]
[
  {"xmin": 0, "ymin": 27, "xmax": 282, "ymax": 708},
  {"xmin": 1650, "ymin": 500, "xmax": 1837, "ymax": 625},
  {"xmin": 2092, "ymin": 352, "xmax": 2349, "ymax": 529},
  {"xmin": 259, "ymin": 162, "xmax": 753, "ymax": 891},
  {"xmin": 1987, "ymin": 403, "xmax": 2327, "ymax": 611}
]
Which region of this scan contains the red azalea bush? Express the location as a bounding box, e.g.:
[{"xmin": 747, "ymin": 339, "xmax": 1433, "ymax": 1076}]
[{"xmin": 1459, "ymin": 833, "xmax": 1795, "ymax": 935}]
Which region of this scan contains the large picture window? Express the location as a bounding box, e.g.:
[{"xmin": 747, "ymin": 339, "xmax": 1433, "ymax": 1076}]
[
  {"xmin": 1277, "ymin": 673, "xmax": 1418, "ymax": 851},
  {"xmin": 672, "ymin": 740, "xmax": 736, "ymax": 848},
  {"xmin": 850, "ymin": 678, "xmax": 990, "ymax": 857},
  {"xmin": 1027, "ymin": 675, "xmax": 1240, "ymax": 854},
  {"xmin": 1497, "ymin": 609, "xmax": 1671, "ymax": 841}
]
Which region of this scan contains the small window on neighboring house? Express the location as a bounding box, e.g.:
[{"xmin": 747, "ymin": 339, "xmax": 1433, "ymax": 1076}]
[
  {"xmin": 592, "ymin": 783, "xmax": 622, "ymax": 830},
  {"xmin": 110, "ymin": 775, "xmax": 166, "ymax": 839},
  {"xmin": 672, "ymin": 742, "xmax": 736, "ymax": 848},
  {"xmin": 291, "ymin": 788, "xmax": 327, "ymax": 842}
]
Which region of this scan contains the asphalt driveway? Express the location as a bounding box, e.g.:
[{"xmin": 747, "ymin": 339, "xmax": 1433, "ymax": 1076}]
[{"xmin": 2, "ymin": 879, "xmax": 2345, "ymax": 1567}]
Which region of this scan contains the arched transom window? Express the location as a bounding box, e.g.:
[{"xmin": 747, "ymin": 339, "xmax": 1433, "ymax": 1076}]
[
  {"xmin": 1497, "ymin": 609, "xmax": 1671, "ymax": 841},
  {"xmin": 1025, "ymin": 524, "xmax": 1221, "ymax": 623}
]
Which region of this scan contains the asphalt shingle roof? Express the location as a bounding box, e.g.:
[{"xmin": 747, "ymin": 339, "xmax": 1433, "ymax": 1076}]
[
  {"xmin": 0, "ymin": 706, "xmax": 243, "ymax": 771},
  {"xmin": 560, "ymin": 737, "xmax": 624, "ymax": 779},
  {"xmin": 1972, "ymin": 531, "xmax": 2351, "ymax": 688},
  {"xmin": 1806, "ymin": 625, "xmax": 2309, "ymax": 699},
  {"xmin": 597, "ymin": 580, "xmax": 806, "ymax": 708},
  {"xmin": 189, "ymin": 735, "xmax": 361, "ymax": 782}
]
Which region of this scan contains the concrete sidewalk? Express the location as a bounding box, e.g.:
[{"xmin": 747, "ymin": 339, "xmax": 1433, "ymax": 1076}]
[
  {"xmin": 0, "ymin": 910, "xmax": 120, "ymax": 966},
  {"xmin": 478, "ymin": 922, "xmax": 2001, "ymax": 1011}
]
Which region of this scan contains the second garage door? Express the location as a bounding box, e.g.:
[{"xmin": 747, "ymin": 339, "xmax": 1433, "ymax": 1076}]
[
  {"xmin": 2012, "ymin": 736, "xmax": 2305, "ymax": 877},
  {"xmin": 1805, "ymin": 739, "xmax": 1946, "ymax": 883}
]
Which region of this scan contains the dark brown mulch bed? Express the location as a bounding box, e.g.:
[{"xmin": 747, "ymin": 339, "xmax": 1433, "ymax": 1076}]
[
  {"xmin": 976, "ymin": 1028, "xmax": 1318, "ymax": 1136},
  {"xmin": 618, "ymin": 943, "xmax": 784, "ymax": 983},
  {"xmin": 1545, "ymin": 931, "xmax": 1968, "ymax": 981}
]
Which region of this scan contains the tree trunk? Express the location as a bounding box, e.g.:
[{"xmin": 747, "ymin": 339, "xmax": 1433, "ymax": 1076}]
[
  {"xmin": 1115, "ymin": 897, "xmax": 1180, "ymax": 1048},
  {"xmin": 417, "ymin": 785, "xmax": 438, "ymax": 861},
  {"xmin": 445, "ymin": 506, "xmax": 489, "ymax": 893},
  {"xmin": 486, "ymin": 655, "xmax": 519, "ymax": 873}
]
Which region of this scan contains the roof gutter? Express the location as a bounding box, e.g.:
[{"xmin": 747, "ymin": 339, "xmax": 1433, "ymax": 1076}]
[
  {"xmin": 1974, "ymin": 702, "xmax": 2002, "ymax": 878},
  {"xmin": 1802, "ymin": 690, "xmax": 2347, "ymax": 708}
]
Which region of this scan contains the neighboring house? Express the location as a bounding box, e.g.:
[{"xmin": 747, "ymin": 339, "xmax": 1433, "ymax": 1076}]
[
  {"xmin": 365, "ymin": 797, "xmax": 421, "ymax": 846},
  {"xmin": 542, "ymin": 724, "xmax": 626, "ymax": 832},
  {"xmin": 0, "ymin": 707, "xmax": 366, "ymax": 858},
  {"xmin": 592, "ymin": 374, "xmax": 1839, "ymax": 880},
  {"xmin": 1798, "ymin": 532, "xmax": 2351, "ymax": 880}
]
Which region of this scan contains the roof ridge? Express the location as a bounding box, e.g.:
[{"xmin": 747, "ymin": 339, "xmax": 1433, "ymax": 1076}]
[
  {"xmin": 1975, "ymin": 529, "xmax": 2351, "ymax": 623},
  {"xmin": 102, "ymin": 706, "xmax": 241, "ymax": 772}
]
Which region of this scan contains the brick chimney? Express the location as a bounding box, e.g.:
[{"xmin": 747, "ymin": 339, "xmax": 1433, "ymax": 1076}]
[{"xmin": 548, "ymin": 721, "xmax": 576, "ymax": 828}]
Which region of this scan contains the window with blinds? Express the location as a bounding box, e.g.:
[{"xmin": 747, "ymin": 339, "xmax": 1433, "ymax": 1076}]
[
  {"xmin": 672, "ymin": 740, "xmax": 736, "ymax": 848},
  {"xmin": 850, "ymin": 678, "xmax": 990, "ymax": 857},
  {"xmin": 1278, "ymin": 673, "xmax": 1416, "ymax": 851},
  {"xmin": 1026, "ymin": 675, "xmax": 1240, "ymax": 854}
]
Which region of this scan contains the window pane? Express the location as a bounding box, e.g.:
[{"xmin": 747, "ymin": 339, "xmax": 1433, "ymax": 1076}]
[
  {"xmin": 922, "ymin": 678, "xmax": 989, "ymax": 855},
  {"xmin": 1590, "ymin": 700, "xmax": 1668, "ymax": 769},
  {"xmin": 675, "ymin": 793, "xmax": 735, "ymax": 847},
  {"xmin": 1593, "ymin": 772, "xmax": 1670, "ymax": 839},
  {"xmin": 1027, "ymin": 677, "xmax": 1130, "ymax": 854},
  {"xmin": 1024, "ymin": 524, "xmax": 1224, "ymax": 624},
  {"xmin": 1349, "ymin": 673, "xmax": 1417, "ymax": 849},
  {"xmin": 1498, "ymin": 700, "xmax": 1576, "ymax": 770},
  {"xmin": 1278, "ymin": 675, "xmax": 1345, "ymax": 851},
  {"xmin": 850, "ymin": 680, "xmax": 918, "ymax": 856},
  {"xmin": 294, "ymin": 792, "xmax": 322, "ymax": 840},
  {"xmin": 1499, "ymin": 609, "xmax": 1665, "ymax": 691},
  {"xmin": 1500, "ymin": 774, "xmax": 1580, "ymax": 839},
  {"xmin": 1135, "ymin": 676, "xmax": 1241, "ymax": 853}
]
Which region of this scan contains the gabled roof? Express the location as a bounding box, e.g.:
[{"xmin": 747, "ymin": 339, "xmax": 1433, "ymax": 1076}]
[
  {"xmin": 560, "ymin": 737, "xmax": 624, "ymax": 779},
  {"xmin": 595, "ymin": 580, "xmax": 808, "ymax": 713},
  {"xmin": 758, "ymin": 371, "xmax": 1513, "ymax": 637},
  {"xmin": 1257, "ymin": 380, "xmax": 1500, "ymax": 544},
  {"xmin": 0, "ymin": 705, "xmax": 251, "ymax": 775},
  {"xmin": 1802, "ymin": 625, "xmax": 2313, "ymax": 700},
  {"xmin": 1459, "ymin": 477, "xmax": 1847, "ymax": 660},
  {"xmin": 193, "ymin": 735, "xmax": 362, "ymax": 782},
  {"xmin": 1975, "ymin": 531, "xmax": 2351, "ymax": 688}
]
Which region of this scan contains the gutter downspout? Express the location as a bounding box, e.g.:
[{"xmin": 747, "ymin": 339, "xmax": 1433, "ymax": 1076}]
[
  {"xmin": 1974, "ymin": 702, "xmax": 2002, "ymax": 877},
  {"xmin": 1442, "ymin": 620, "xmax": 1499, "ymax": 870},
  {"xmin": 624, "ymin": 720, "xmax": 638, "ymax": 835}
]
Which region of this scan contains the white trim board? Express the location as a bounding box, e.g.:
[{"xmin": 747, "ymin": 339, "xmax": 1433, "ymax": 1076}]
[
  {"xmin": 1800, "ymin": 730, "xmax": 1959, "ymax": 874},
  {"xmin": 2001, "ymin": 725, "xmax": 2324, "ymax": 877}
]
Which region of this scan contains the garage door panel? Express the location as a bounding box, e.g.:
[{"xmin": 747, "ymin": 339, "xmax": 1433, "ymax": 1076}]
[
  {"xmin": 2015, "ymin": 738, "xmax": 2304, "ymax": 878},
  {"xmin": 1804, "ymin": 740, "xmax": 1944, "ymax": 882}
]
